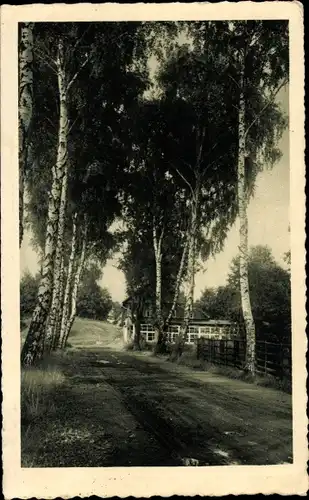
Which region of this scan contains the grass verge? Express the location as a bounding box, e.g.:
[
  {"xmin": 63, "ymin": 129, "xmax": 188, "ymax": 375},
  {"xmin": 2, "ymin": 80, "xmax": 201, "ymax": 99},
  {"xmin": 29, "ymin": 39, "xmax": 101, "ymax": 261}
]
[
  {"xmin": 174, "ymin": 350, "xmax": 292, "ymax": 394},
  {"xmin": 21, "ymin": 352, "xmax": 68, "ymax": 466}
]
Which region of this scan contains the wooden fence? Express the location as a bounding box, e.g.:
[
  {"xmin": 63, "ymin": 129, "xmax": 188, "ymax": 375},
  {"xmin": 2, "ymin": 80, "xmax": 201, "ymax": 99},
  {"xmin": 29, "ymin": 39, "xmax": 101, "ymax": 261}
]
[{"xmin": 197, "ymin": 338, "xmax": 292, "ymax": 380}]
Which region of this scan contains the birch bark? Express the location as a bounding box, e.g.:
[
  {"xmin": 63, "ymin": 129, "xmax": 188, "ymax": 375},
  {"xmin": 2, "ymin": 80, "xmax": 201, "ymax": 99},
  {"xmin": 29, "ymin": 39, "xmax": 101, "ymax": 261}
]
[
  {"xmin": 172, "ymin": 188, "xmax": 199, "ymax": 358},
  {"xmin": 237, "ymin": 55, "xmax": 256, "ymax": 374},
  {"xmin": 61, "ymin": 219, "xmax": 87, "ymax": 348},
  {"xmin": 58, "ymin": 212, "xmax": 78, "ymax": 347},
  {"xmin": 21, "ymin": 40, "xmax": 69, "ymax": 365},
  {"xmin": 19, "ymin": 23, "xmax": 34, "ymax": 247},
  {"xmin": 165, "ymin": 235, "xmax": 189, "ymax": 326},
  {"xmin": 45, "ymin": 165, "xmax": 68, "ymax": 350},
  {"xmin": 53, "ymin": 253, "xmax": 66, "ymax": 348},
  {"xmin": 152, "ymin": 220, "xmax": 164, "ymax": 349}
]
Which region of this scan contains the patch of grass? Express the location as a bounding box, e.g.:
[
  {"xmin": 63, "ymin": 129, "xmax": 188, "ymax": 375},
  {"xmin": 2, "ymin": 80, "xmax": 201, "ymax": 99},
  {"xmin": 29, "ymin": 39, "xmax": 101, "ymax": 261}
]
[
  {"xmin": 21, "ymin": 353, "xmax": 68, "ymax": 466},
  {"xmin": 67, "ymin": 317, "xmax": 123, "ymax": 348},
  {"xmin": 124, "ymin": 341, "xmax": 135, "ymax": 351},
  {"xmin": 176, "ymin": 351, "xmax": 205, "ymax": 370},
  {"xmin": 124, "ymin": 341, "xmax": 151, "ymax": 352},
  {"xmin": 21, "ymin": 361, "xmax": 65, "ymax": 426},
  {"xmin": 254, "ymin": 373, "xmax": 292, "ymax": 393},
  {"xmin": 174, "ymin": 351, "xmax": 291, "ymax": 393}
]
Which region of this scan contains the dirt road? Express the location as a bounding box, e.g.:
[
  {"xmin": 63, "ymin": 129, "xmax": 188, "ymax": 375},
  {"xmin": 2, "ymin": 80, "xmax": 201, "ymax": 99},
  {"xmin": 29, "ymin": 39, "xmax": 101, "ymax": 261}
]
[{"xmin": 22, "ymin": 321, "xmax": 292, "ymax": 467}]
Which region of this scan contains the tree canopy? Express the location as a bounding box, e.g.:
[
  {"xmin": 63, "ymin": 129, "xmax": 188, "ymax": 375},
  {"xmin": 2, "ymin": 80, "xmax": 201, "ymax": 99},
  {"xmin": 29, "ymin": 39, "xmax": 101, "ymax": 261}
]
[{"xmin": 21, "ymin": 20, "xmax": 290, "ymax": 365}]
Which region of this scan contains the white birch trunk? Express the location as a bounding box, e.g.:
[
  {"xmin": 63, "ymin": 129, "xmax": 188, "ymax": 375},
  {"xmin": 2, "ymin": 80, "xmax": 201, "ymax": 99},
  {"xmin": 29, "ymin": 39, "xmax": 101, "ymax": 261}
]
[
  {"xmin": 21, "ymin": 40, "xmax": 69, "ymax": 366},
  {"xmin": 170, "ymin": 128, "xmax": 204, "ymax": 360},
  {"xmin": 53, "ymin": 253, "xmax": 66, "ymax": 348},
  {"xmin": 181, "ymin": 196, "xmax": 198, "ymax": 337},
  {"xmin": 61, "ymin": 220, "xmax": 87, "ymax": 348},
  {"xmin": 58, "ymin": 212, "xmax": 78, "ymax": 347},
  {"xmin": 153, "ymin": 221, "xmax": 164, "ymax": 346},
  {"xmin": 237, "ymin": 57, "xmax": 256, "ymax": 375},
  {"xmin": 19, "ymin": 23, "xmax": 34, "ymax": 247},
  {"xmin": 172, "ymin": 186, "xmax": 200, "ymax": 359},
  {"xmin": 165, "ymin": 234, "xmax": 189, "ymax": 325},
  {"xmin": 45, "ymin": 166, "xmax": 68, "ymax": 349}
]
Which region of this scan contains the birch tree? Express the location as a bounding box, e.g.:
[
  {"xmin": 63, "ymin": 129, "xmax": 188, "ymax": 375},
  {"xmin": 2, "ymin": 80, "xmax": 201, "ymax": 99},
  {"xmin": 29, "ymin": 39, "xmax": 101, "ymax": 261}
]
[
  {"xmin": 21, "ymin": 37, "xmax": 71, "ymax": 365},
  {"xmin": 21, "ymin": 25, "xmax": 99, "ymax": 364},
  {"xmin": 227, "ymin": 21, "xmax": 288, "ymax": 373},
  {"xmin": 236, "ymin": 48, "xmax": 256, "ymax": 372},
  {"xmin": 19, "ymin": 23, "xmax": 34, "ymax": 247},
  {"xmin": 158, "ymin": 22, "xmax": 288, "ymax": 363},
  {"xmin": 58, "ymin": 212, "xmax": 78, "ymax": 347},
  {"xmin": 22, "ymin": 22, "xmax": 150, "ymax": 364},
  {"xmin": 121, "ymin": 99, "xmax": 190, "ymax": 351},
  {"xmin": 45, "ymin": 160, "xmax": 69, "ymax": 350},
  {"xmin": 59, "ymin": 217, "xmax": 88, "ymax": 348},
  {"xmin": 157, "ymin": 52, "xmax": 239, "ymax": 359}
]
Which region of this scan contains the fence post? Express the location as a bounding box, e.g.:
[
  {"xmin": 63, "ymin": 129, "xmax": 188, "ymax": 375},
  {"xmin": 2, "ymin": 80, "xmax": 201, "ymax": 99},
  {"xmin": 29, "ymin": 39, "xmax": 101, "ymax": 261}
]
[
  {"xmin": 234, "ymin": 340, "xmax": 239, "ymax": 368},
  {"xmin": 279, "ymin": 343, "xmax": 284, "ymax": 380},
  {"xmin": 264, "ymin": 341, "xmax": 268, "ymax": 376}
]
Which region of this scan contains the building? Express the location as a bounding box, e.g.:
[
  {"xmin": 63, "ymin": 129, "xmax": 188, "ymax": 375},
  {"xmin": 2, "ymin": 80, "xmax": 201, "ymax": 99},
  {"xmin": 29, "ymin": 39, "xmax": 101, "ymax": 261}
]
[{"xmin": 122, "ymin": 296, "xmax": 241, "ymax": 345}]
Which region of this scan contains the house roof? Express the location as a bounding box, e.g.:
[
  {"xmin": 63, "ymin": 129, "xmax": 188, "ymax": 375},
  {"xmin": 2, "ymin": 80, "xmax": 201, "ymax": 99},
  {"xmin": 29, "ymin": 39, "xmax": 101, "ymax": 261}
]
[
  {"xmin": 122, "ymin": 296, "xmax": 235, "ymax": 325},
  {"xmin": 122, "ymin": 292, "xmax": 148, "ymax": 307},
  {"xmin": 170, "ymin": 318, "xmax": 235, "ymax": 326}
]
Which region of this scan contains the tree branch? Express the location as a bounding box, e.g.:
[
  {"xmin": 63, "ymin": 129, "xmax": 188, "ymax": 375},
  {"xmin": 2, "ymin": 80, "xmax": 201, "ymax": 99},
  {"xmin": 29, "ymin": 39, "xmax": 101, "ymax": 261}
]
[
  {"xmin": 158, "ymin": 225, "xmax": 165, "ymax": 250},
  {"xmin": 170, "ymin": 163, "xmax": 195, "ymax": 199},
  {"xmin": 244, "ymin": 78, "xmax": 288, "ymax": 139},
  {"xmin": 71, "ymin": 25, "xmax": 92, "ymax": 55},
  {"xmin": 204, "ymin": 140, "xmax": 219, "ymax": 160},
  {"xmin": 68, "ymin": 105, "xmax": 87, "ymax": 134},
  {"xmin": 180, "ymin": 158, "xmax": 196, "ymax": 175},
  {"xmin": 152, "ymin": 215, "xmax": 158, "ymax": 254},
  {"xmin": 34, "ymin": 45, "xmax": 57, "ymax": 66},
  {"xmin": 44, "ymin": 115, "xmax": 57, "ymax": 132},
  {"xmin": 68, "ymin": 114, "xmax": 81, "ymax": 135},
  {"xmin": 201, "ymin": 147, "xmax": 235, "ymax": 181},
  {"xmin": 34, "ymin": 48, "xmax": 58, "ymax": 76},
  {"xmin": 66, "ymin": 54, "xmax": 91, "ymax": 92},
  {"xmin": 228, "ymin": 74, "xmax": 240, "ymax": 89},
  {"xmin": 196, "ymin": 126, "xmax": 205, "ymax": 169}
]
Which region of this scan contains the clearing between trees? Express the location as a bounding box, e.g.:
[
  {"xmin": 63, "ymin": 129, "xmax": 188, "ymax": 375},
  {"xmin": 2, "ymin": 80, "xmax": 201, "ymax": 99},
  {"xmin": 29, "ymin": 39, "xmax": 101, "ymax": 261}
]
[{"xmin": 21, "ymin": 318, "xmax": 292, "ymax": 467}]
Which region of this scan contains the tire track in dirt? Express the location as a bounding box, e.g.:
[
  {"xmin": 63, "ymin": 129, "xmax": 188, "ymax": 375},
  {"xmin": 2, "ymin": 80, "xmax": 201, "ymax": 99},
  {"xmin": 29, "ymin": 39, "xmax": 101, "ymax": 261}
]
[{"xmin": 91, "ymin": 353, "xmax": 228, "ymax": 466}]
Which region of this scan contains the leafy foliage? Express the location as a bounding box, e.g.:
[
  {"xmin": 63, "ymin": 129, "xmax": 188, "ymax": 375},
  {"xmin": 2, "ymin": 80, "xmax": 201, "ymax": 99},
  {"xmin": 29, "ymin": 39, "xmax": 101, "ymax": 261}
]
[
  {"xmin": 22, "ymin": 21, "xmax": 289, "ymax": 355},
  {"xmin": 25, "ymin": 22, "xmax": 152, "ymax": 261},
  {"xmin": 76, "ymin": 262, "xmax": 113, "ymax": 321},
  {"xmin": 158, "ymin": 20, "xmax": 288, "ymax": 222},
  {"xmin": 196, "ymin": 246, "xmax": 291, "ymax": 342},
  {"xmin": 20, "ymin": 271, "xmax": 41, "ymax": 318}
]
